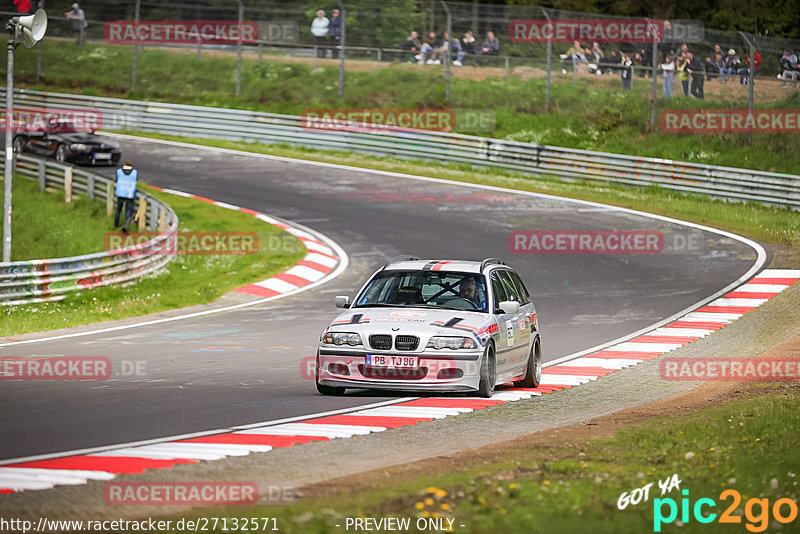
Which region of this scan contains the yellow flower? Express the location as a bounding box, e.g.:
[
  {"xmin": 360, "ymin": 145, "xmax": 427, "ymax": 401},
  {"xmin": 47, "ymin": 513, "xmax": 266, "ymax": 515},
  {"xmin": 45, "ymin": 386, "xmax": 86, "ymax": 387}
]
[
  {"xmin": 435, "ymin": 489, "xmax": 447, "ymax": 498},
  {"xmin": 709, "ymin": 447, "xmax": 715, "ymax": 451},
  {"xmin": 433, "ymin": 513, "xmax": 440, "ymax": 519},
  {"xmin": 509, "ymin": 483, "xmax": 517, "ymax": 489},
  {"xmin": 421, "ymin": 511, "xmax": 430, "ymax": 518},
  {"xmin": 424, "ymin": 498, "xmax": 434, "ymax": 506},
  {"xmin": 543, "ymin": 480, "xmax": 550, "ymax": 485},
  {"xmin": 478, "ymin": 497, "xmax": 488, "ymax": 506},
  {"xmin": 755, "ymin": 438, "xmax": 761, "ymax": 442},
  {"xmin": 440, "ymin": 503, "xmax": 451, "ymax": 511},
  {"xmin": 425, "ymin": 486, "xmax": 439, "ymax": 494},
  {"xmin": 414, "ymin": 502, "xmax": 424, "ymax": 510}
]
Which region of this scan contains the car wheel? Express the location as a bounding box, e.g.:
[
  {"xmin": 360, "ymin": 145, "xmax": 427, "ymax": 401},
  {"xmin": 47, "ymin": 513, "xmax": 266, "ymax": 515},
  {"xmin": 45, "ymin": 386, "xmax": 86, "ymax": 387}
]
[
  {"xmin": 517, "ymin": 338, "xmax": 542, "ymax": 388},
  {"xmin": 55, "ymin": 144, "xmax": 69, "ymax": 163},
  {"xmin": 12, "ymin": 137, "xmax": 25, "ymax": 155},
  {"xmin": 315, "ymin": 352, "xmax": 346, "ymax": 396},
  {"xmin": 477, "ymin": 343, "xmax": 496, "ymax": 398}
]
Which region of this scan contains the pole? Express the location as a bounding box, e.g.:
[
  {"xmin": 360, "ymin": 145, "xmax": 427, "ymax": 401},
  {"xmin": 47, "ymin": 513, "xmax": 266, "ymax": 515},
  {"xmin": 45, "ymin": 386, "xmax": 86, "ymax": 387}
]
[
  {"xmin": 35, "ymin": 0, "xmax": 45, "ymax": 83},
  {"xmin": 131, "ymin": 0, "xmax": 140, "ymax": 89},
  {"xmin": 650, "ymin": 19, "xmax": 658, "ymax": 127},
  {"xmin": 441, "ymin": 1, "xmax": 451, "ymax": 100},
  {"xmin": 338, "ymin": 0, "xmax": 346, "ymax": 97},
  {"xmin": 543, "ymin": 8, "xmax": 551, "ymax": 111},
  {"xmin": 739, "ymin": 32, "xmax": 755, "ymax": 144},
  {"xmin": 3, "ymin": 39, "xmax": 14, "ymax": 262},
  {"xmin": 235, "ymin": 0, "xmax": 243, "ymax": 97}
]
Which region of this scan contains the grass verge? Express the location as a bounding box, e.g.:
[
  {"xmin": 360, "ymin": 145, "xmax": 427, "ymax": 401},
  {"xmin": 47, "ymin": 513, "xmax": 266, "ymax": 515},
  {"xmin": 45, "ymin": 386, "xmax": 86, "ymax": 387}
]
[
  {"xmin": 116, "ymin": 132, "xmax": 800, "ymax": 263},
  {"xmin": 8, "ymin": 41, "xmax": 800, "ymax": 175},
  {"xmin": 0, "ymin": 176, "xmax": 305, "ymax": 336},
  {"xmin": 176, "ymin": 383, "xmax": 799, "ymax": 534}
]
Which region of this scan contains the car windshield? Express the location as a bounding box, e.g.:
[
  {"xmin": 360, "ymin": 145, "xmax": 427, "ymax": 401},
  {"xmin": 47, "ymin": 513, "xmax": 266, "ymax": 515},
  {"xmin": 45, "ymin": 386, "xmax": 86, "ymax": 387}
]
[
  {"xmin": 354, "ymin": 270, "xmax": 488, "ymax": 312},
  {"xmin": 47, "ymin": 119, "xmax": 77, "ymax": 133}
]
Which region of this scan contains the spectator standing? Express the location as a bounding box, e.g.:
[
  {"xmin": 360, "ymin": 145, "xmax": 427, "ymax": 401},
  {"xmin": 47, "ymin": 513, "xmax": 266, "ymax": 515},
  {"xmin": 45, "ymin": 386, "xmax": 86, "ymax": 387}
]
[
  {"xmin": 620, "ymin": 54, "xmax": 633, "ymax": 90},
  {"xmin": 738, "ymin": 49, "xmax": 761, "ymax": 84},
  {"xmin": 114, "ymin": 160, "xmax": 138, "ymax": 233},
  {"xmin": 329, "ymin": 9, "xmax": 342, "ymax": 59},
  {"xmin": 454, "ymin": 31, "xmax": 476, "ymax": 66},
  {"xmin": 65, "ymin": 3, "xmax": 87, "ymax": 47},
  {"xmin": 310, "ymin": 10, "xmax": 330, "ymax": 58},
  {"xmin": 780, "ymin": 49, "xmax": 799, "ymax": 88},
  {"xmin": 660, "ymin": 55, "xmax": 675, "ymax": 98},
  {"xmin": 686, "ymin": 52, "xmax": 704, "ymax": 99},
  {"xmin": 675, "ymin": 53, "xmax": 689, "ymax": 96},
  {"xmin": 561, "ymin": 40, "xmax": 586, "ymax": 74},
  {"xmin": 14, "ymin": 0, "xmax": 32, "ymax": 14}
]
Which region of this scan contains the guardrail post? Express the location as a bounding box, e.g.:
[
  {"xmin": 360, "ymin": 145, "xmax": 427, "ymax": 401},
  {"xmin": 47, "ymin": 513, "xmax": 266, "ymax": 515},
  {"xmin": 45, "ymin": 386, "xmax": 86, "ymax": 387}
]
[
  {"xmin": 504, "ymin": 57, "xmax": 509, "ymax": 80},
  {"xmin": 106, "ymin": 182, "xmax": 114, "ymax": 215},
  {"xmin": 137, "ymin": 196, "xmax": 147, "ymax": 230},
  {"xmin": 37, "ymin": 161, "xmax": 45, "ymax": 191},
  {"xmin": 150, "ymin": 201, "xmax": 158, "ymax": 231},
  {"xmin": 64, "ymin": 167, "xmax": 73, "ymax": 204},
  {"xmin": 87, "ymin": 173, "xmax": 95, "ymax": 200},
  {"xmin": 376, "ymin": 48, "xmax": 381, "ymax": 70},
  {"xmin": 258, "ymin": 41, "xmax": 263, "ymax": 63},
  {"xmin": 159, "ymin": 209, "xmax": 166, "ymax": 232}
]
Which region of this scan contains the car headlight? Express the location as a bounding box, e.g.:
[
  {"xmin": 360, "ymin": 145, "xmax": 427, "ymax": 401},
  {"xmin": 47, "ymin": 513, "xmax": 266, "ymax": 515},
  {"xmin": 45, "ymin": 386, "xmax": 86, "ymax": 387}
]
[
  {"xmin": 322, "ymin": 331, "xmax": 363, "ymax": 346},
  {"xmin": 69, "ymin": 143, "xmax": 90, "ymax": 151},
  {"xmin": 427, "ymin": 336, "xmax": 477, "ymax": 350}
]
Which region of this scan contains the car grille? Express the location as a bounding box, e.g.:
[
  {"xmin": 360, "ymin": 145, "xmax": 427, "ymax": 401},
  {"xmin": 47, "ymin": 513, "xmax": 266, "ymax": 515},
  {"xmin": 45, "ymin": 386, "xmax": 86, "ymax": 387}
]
[
  {"xmin": 358, "ymin": 365, "xmax": 428, "ymax": 380},
  {"xmin": 369, "ymin": 334, "xmax": 392, "ymax": 351},
  {"xmin": 394, "ymin": 335, "xmax": 419, "ymax": 351}
]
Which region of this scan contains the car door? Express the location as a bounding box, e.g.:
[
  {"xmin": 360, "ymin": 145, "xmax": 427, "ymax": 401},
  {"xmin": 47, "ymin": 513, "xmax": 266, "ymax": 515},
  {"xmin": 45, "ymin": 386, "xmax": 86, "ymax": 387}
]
[
  {"xmin": 497, "ymin": 270, "xmax": 530, "ymax": 371},
  {"xmin": 490, "ymin": 270, "xmax": 516, "ymax": 374},
  {"xmin": 26, "ymin": 128, "xmax": 50, "ymax": 155}
]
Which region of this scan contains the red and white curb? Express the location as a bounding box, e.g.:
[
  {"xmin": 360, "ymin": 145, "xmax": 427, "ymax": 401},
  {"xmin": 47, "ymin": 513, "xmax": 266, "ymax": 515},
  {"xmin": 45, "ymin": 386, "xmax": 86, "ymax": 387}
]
[
  {"xmin": 145, "ymin": 185, "xmax": 341, "ymax": 299},
  {"xmin": 1, "ymin": 269, "xmax": 797, "ymax": 495}
]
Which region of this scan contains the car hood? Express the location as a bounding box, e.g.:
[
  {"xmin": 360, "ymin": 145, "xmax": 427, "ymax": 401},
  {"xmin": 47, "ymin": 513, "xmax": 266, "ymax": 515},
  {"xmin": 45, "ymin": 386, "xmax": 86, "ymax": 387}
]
[
  {"xmin": 326, "ymin": 307, "xmax": 497, "ymax": 346},
  {"xmin": 58, "ymin": 133, "xmax": 120, "ymax": 148}
]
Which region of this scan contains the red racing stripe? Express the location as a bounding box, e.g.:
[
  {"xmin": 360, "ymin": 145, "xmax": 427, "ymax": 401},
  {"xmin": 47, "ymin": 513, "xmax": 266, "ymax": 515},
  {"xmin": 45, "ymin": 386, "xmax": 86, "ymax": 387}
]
[
  {"xmin": 178, "ymin": 434, "xmax": 328, "ymax": 447},
  {"xmin": 591, "ymin": 350, "xmax": 662, "ymax": 359},
  {"xmin": 397, "ymin": 398, "xmax": 506, "ymax": 409},
  {"xmin": 543, "ymin": 366, "xmax": 614, "ymax": 376},
  {"xmin": 696, "ymin": 305, "xmax": 755, "ymax": 314},
  {"xmin": 297, "ymin": 260, "xmax": 333, "ymax": 274},
  {"xmin": 272, "ymin": 273, "xmax": 309, "ymax": 287},
  {"xmin": 630, "ymin": 335, "xmax": 698, "ymax": 344},
  {"xmin": 431, "ymin": 261, "xmax": 452, "ymax": 271},
  {"xmin": 749, "ymin": 277, "xmax": 798, "ymax": 285},
  {"xmin": 665, "ymin": 321, "xmax": 726, "ymax": 330},
  {"xmin": 235, "ymin": 285, "xmax": 280, "ymax": 298},
  {"xmin": 304, "ymin": 415, "xmax": 431, "ymax": 429},
  {"xmin": 8, "ymin": 456, "xmax": 197, "ymax": 475}
]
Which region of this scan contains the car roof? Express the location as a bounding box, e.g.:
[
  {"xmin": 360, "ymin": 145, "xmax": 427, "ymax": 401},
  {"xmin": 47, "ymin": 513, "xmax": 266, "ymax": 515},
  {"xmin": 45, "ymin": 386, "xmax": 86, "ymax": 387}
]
[{"xmin": 382, "ymin": 259, "xmax": 510, "ymax": 275}]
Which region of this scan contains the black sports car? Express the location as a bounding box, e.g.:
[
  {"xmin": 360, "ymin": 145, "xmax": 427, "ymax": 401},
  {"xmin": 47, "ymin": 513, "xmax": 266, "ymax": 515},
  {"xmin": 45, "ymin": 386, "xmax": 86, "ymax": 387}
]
[{"xmin": 13, "ymin": 118, "xmax": 122, "ymax": 166}]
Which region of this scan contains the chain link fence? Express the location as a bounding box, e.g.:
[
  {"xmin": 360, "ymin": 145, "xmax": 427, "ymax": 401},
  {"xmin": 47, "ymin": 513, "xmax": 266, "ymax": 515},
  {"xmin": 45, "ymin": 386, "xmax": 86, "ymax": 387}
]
[{"xmin": 2, "ymin": 1, "xmax": 799, "ymax": 124}]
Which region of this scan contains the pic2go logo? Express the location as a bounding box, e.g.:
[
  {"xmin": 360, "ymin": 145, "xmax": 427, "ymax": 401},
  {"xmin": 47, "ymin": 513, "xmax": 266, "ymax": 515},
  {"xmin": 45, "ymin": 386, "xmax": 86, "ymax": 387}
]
[{"xmin": 654, "ymin": 489, "xmax": 798, "ymax": 532}]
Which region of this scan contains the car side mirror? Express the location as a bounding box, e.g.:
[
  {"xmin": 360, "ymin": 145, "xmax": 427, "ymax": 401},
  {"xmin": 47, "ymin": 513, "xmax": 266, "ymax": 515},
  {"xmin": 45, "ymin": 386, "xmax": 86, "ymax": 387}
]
[
  {"xmin": 334, "ymin": 295, "xmax": 351, "ymax": 308},
  {"xmin": 498, "ymin": 300, "xmax": 520, "ymax": 314}
]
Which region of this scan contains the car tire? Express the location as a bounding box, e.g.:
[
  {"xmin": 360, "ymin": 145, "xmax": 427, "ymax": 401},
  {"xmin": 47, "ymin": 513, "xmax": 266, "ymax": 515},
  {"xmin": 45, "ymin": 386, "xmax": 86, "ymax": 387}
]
[
  {"xmin": 12, "ymin": 136, "xmax": 25, "ymax": 155},
  {"xmin": 477, "ymin": 343, "xmax": 496, "ymax": 398},
  {"xmin": 315, "ymin": 353, "xmax": 346, "ymax": 396},
  {"xmin": 517, "ymin": 338, "xmax": 542, "ymax": 388},
  {"xmin": 55, "ymin": 144, "xmax": 68, "ymax": 164}
]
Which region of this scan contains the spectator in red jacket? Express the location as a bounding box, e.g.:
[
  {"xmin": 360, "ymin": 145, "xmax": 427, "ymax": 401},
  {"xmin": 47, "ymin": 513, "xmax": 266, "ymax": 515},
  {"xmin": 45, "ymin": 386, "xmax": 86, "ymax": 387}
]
[
  {"xmin": 738, "ymin": 50, "xmax": 762, "ymax": 84},
  {"xmin": 14, "ymin": 0, "xmax": 32, "ymax": 14}
]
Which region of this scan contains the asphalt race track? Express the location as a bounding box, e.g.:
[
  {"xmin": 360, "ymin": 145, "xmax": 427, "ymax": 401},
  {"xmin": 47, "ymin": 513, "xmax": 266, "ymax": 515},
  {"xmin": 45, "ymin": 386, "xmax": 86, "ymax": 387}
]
[{"xmin": 0, "ymin": 137, "xmax": 763, "ymax": 461}]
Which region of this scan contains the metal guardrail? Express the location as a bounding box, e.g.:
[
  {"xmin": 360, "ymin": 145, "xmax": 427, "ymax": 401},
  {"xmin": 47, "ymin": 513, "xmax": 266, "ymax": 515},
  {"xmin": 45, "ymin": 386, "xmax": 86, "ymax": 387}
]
[
  {"xmin": 0, "ymin": 152, "xmax": 179, "ymax": 306},
  {"xmin": 5, "ymin": 88, "xmax": 800, "ymax": 210}
]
